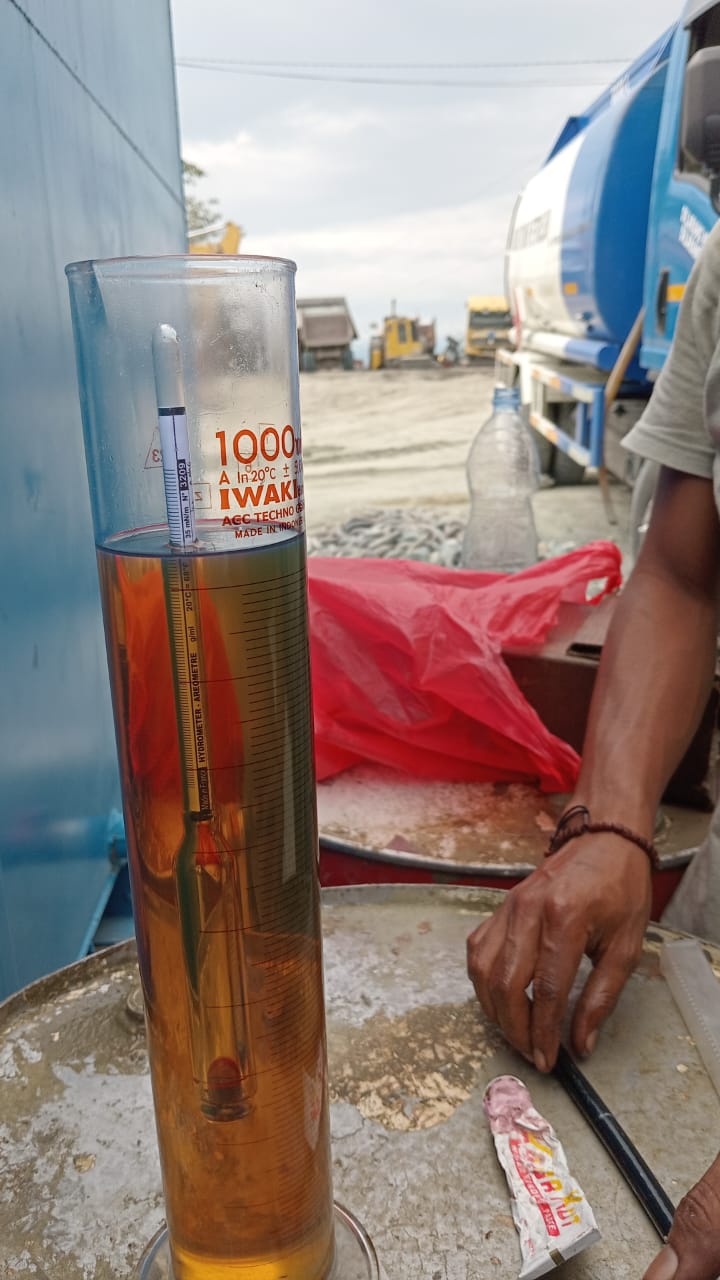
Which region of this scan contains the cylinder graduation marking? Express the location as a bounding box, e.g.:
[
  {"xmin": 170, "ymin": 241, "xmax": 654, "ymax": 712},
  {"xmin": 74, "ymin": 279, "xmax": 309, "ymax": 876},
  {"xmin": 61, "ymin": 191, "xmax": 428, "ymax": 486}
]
[{"xmin": 168, "ymin": 559, "xmax": 211, "ymax": 817}]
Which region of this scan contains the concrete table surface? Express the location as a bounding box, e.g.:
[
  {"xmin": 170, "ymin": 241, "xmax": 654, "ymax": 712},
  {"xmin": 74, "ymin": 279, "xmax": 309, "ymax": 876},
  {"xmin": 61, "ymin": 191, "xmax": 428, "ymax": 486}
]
[{"xmin": 1, "ymin": 885, "xmax": 717, "ymax": 1279}]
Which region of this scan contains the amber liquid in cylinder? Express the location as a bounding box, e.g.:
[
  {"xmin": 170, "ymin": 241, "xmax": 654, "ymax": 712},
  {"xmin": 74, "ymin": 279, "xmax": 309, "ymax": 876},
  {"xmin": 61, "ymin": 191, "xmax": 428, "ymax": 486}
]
[{"xmin": 97, "ymin": 529, "xmax": 335, "ymax": 1280}]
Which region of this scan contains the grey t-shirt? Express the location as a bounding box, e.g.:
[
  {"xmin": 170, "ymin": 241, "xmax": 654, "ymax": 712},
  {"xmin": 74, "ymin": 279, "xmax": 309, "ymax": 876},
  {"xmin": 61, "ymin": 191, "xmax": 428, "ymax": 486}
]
[
  {"xmin": 623, "ymin": 220, "xmax": 720, "ymax": 497},
  {"xmin": 622, "ymin": 221, "xmax": 720, "ymax": 941}
]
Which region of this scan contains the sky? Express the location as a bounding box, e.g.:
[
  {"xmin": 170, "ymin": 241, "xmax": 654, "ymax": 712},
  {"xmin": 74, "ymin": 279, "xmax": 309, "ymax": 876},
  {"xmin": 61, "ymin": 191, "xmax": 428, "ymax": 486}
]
[{"xmin": 170, "ymin": 0, "xmax": 682, "ymax": 355}]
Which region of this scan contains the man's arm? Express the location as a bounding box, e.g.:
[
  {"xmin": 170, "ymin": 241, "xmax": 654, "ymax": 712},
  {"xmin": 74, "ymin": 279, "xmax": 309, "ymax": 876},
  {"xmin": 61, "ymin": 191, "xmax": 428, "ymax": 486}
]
[
  {"xmin": 467, "ymin": 465, "xmax": 720, "ymax": 1072},
  {"xmin": 576, "ymin": 465, "xmax": 720, "ymax": 834}
]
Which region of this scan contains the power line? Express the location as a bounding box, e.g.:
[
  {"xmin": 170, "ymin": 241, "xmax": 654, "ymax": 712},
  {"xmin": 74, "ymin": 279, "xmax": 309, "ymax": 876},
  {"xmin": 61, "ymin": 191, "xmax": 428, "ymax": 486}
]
[
  {"xmin": 176, "ymin": 61, "xmax": 613, "ymax": 88},
  {"xmin": 177, "ymin": 56, "xmax": 630, "ymax": 69}
]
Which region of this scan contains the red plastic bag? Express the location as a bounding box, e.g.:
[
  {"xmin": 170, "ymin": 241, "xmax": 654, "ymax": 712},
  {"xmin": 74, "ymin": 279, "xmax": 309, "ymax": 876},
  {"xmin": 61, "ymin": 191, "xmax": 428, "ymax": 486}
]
[{"xmin": 308, "ymin": 541, "xmax": 622, "ymax": 793}]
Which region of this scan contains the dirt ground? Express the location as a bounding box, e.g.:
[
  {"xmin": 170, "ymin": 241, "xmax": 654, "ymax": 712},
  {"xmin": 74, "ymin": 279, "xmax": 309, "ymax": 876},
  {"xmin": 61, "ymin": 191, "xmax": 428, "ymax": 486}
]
[{"xmin": 300, "ymin": 366, "xmax": 634, "ymax": 568}]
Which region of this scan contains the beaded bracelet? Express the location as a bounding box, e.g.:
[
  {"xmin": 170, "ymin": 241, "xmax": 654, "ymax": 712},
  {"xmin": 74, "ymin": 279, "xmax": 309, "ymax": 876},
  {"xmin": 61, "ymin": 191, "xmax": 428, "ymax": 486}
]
[{"xmin": 545, "ymin": 804, "xmax": 659, "ymax": 870}]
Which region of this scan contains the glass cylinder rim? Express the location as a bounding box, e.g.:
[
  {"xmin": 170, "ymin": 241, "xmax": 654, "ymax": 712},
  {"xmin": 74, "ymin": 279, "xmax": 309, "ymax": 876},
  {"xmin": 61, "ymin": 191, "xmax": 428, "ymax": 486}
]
[{"xmin": 65, "ymin": 253, "xmax": 297, "ymax": 279}]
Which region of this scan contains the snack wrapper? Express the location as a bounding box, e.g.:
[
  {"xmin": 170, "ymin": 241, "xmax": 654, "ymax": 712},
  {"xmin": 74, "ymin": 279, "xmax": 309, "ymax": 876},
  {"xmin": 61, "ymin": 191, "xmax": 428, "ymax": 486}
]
[{"xmin": 483, "ymin": 1075, "xmax": 600, "ymax": 1279}]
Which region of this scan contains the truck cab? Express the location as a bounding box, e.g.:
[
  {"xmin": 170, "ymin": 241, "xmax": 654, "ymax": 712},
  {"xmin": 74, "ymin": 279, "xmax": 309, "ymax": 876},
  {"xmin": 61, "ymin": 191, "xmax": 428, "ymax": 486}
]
[{"xmin": 465, "ymin": 296, "xmax": 512, "ymax": 362}]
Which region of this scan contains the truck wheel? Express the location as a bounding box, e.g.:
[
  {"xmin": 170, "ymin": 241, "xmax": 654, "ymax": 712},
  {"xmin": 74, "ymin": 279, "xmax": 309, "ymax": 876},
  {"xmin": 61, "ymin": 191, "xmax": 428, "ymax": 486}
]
[
  {"xmin": 530, "ymin": 428, "xmax": 554, "ymax": 475},
  {"xmin": 549, "ymin": 405, "xmax": 586, "ymax": 485},
  {"xmin": 630, "ymin": 458, "xmax": 659, "ymax": 562},
  {"xmin": 551, "ymin": 448, "xmax": 586, "ymax": 486},
  {"xmin": 520, "ymin": 404, "xmax": 553, "ymax": 475}
]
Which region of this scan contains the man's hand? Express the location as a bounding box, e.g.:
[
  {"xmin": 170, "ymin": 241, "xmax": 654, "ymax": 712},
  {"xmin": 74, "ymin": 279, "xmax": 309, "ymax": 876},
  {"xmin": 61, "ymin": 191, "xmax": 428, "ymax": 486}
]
[
  {"xmin": 468, "ymin": 466, "xmax": 719, "ymax": 1061},
  {"xmin": 466, "ymin": 834, "xmax": 652, "ymax": 1071},
  {"xmin": 644, "ymin": 1155, "xmax": 720, "ymax": 1279}
]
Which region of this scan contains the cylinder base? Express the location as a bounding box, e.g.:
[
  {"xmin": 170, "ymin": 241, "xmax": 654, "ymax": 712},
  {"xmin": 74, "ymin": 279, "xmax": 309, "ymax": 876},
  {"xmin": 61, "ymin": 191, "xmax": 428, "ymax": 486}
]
[{"xmin": 136, "ymin": 1202, "xmax": 380, "ymax": 1280}]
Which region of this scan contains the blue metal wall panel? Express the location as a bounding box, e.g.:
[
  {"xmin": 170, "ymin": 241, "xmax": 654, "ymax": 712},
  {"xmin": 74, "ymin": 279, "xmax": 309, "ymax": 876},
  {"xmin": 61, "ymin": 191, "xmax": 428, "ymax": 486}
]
[
  {"xmin": 0, "ymin": 0, "xmax": 186, "ymax": 996},
  {"xmin": 15, "ymin": 0, "xmax": 183, "ymax": 205}
]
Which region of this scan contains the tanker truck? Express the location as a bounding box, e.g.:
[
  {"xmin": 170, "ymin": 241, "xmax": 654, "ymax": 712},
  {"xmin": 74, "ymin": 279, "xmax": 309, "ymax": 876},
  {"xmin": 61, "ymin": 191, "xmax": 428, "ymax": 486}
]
[{"xmin": 500, "ymin": 0, "xmax": 720, "ymax": 550}]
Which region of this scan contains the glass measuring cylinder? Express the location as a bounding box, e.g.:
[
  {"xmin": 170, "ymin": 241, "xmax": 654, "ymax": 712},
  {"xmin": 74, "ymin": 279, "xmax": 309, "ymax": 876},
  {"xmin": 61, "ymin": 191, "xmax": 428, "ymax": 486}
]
[{"xmin": 66, "ymin": 257, "xmax": 335, "ymax": 1280}]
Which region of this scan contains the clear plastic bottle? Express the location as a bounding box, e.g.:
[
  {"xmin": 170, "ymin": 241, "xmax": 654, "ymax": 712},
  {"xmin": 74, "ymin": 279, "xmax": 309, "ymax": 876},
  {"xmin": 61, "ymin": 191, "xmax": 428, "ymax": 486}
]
[{"xmin": 461, "ymin": 384, "xmax": 540, "ymax": 573}]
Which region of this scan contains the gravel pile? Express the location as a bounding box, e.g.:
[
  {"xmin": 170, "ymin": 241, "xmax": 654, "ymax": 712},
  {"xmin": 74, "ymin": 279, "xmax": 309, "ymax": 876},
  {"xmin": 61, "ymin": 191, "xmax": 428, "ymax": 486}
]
[
  {"xmin": 307, "ymin": 508, "xmax": 466, "ymax": 567},
  {"xmin": 306, "ymin": 507, "xmax": 586, "ymax": 568}
]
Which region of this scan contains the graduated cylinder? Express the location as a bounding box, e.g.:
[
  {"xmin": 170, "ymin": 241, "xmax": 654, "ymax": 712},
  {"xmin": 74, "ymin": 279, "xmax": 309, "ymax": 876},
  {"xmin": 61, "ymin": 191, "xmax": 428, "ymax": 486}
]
[{"xmin": 66, "ymin": 256, "xmax": 335, "ymax": 1280}]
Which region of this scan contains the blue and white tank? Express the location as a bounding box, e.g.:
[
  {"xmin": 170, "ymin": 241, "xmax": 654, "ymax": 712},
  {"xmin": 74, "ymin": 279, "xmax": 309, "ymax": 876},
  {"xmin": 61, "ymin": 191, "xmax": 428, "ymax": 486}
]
[{"xmin": 505, "ymin": 30, "xmax": 675, "ymax": 358}]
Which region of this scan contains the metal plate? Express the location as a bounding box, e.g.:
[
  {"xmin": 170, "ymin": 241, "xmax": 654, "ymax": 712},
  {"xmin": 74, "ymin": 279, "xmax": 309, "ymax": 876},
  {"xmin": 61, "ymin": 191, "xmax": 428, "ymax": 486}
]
[
  {"xmin": 317, "ymin": 765, "xmax": 709, "ymax": 872},
  {"xmin": 1, "ymin": 885, "xmax": 719, "ymax": 1278},
  {"xmin": 317, "ymin": 766, "xmax": 707, "ymax": 914}
]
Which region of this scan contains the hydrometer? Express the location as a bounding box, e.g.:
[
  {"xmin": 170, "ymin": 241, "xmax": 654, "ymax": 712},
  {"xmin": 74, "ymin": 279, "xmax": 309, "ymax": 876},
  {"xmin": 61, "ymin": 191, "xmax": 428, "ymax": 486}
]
[{"xmin": 153, "ymin": 323, "xmax": 255, "ymax": 1122}]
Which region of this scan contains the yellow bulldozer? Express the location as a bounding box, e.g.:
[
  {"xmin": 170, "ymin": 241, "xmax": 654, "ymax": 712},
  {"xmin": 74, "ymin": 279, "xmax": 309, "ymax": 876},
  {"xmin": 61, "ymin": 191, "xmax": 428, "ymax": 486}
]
[
  {"xmin": 369, "ymin": 307, "xmax": 436, "ymax": 370},
  {"xmin": 188, "ymin": 221, "xmax": 243, "ymax": 255}
]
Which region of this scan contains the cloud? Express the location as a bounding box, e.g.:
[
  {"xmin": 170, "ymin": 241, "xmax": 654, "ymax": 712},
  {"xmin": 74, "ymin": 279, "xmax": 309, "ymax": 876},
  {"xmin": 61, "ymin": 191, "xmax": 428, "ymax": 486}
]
[
  {"xmin": 187, "ymin": 107, "xmax": 379, "ymax": 200},
  {"xmin": 237, "ymin": 195, "xmax": 513, "ymax": 342},
  {"xmin": 183, "ymin": 88, "xmax": 544, "ymax": 244},
  {"xmin": 174, "ymin": 0, "xmax": 684, "ymax": 346},
  {"xmin": 187, "ymin": 129, "xmax": 334, "ymax": 200}
]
